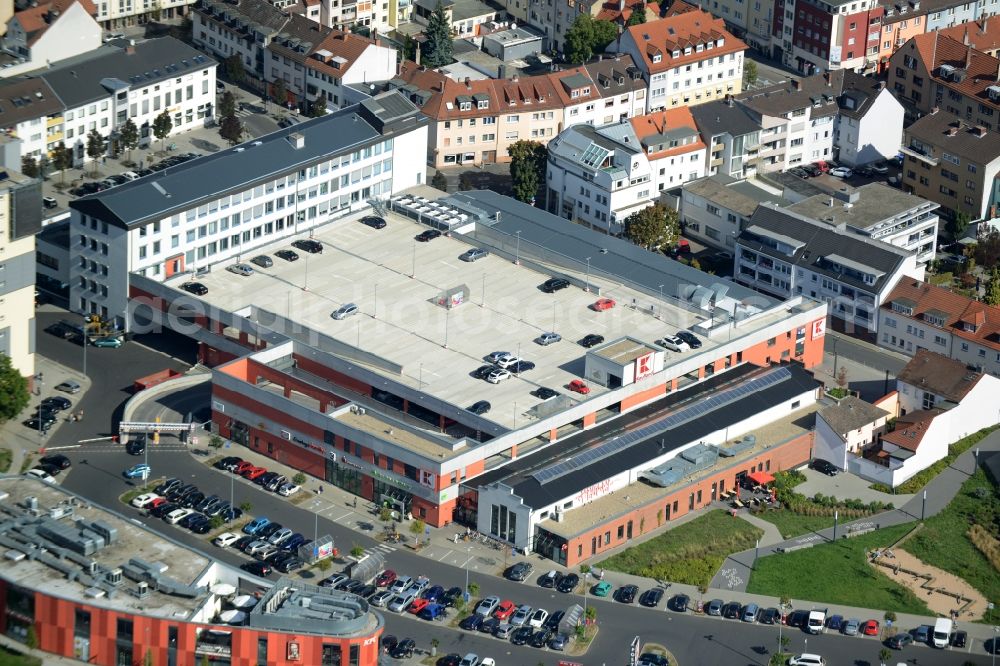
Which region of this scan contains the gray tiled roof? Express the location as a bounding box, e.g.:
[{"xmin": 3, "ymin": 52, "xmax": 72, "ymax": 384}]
[
  {"xmin": 0, "ymin": 77, "xmax": 61, "ymax": 128},
  {"xmin": 819, "ymin": 396, "xmax": 889, "ymax": 436},
  {"xmin": 737, "ymin": 69, "xmax": 885, "ymax": 120},
  {"xmin": 690, "ymin": 100, "xmax": 761, "ymax": 137},
  {"xmin": 70, "ymin": 92, "xmax": 426, "ymax": 229},
  {"xmin": 905, "ymin": 108, "xmax": 1000, "ymax": 164},
  {"xmin": 738, "ymin": 203, "xmax": 913, "ymax": 293},
  {"xmin": 39, "ymin": 38, "xmax": 214, "ymax": 110}
]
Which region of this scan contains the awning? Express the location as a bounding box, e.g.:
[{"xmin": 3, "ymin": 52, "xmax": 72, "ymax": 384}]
[{"xmin": 747, "ymin": 471, "xmax": 775, "ymax": 485}]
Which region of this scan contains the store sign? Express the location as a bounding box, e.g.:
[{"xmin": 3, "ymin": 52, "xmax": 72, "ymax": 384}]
[
  {"xmin": 339, "ymin": 457, "xmax": 364, "ymax": 471},
  {"xmin": 420, "ymin": 470, "xmax": 435, "ymax": 489},
  {"xmin": 574, "ymin": 477, "xmax": 621, "ymax": 504},
  {"xmin": 811, "ymin": 318, "xmax": 826, "ymax": 340},
  {"xmin": 371, "ymin": 468, "xmax": 411, "ymax": 490},
  {"xmin": 634, "ymin": 352, "xmax": 655, "ymax": 381},
  {"xmin": 286, "ymin": 642, "xmax": 300, "ymax": 661}
]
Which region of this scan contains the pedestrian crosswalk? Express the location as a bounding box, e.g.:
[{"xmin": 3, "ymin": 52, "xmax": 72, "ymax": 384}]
[{"xmin": 370, "ymin": 543, "xmax": 397, "ymax": 554}]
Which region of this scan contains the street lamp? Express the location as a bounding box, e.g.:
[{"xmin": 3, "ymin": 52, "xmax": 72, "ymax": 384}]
[
  {"xmin": 585, "ymin": 257, "xmax": 591, "ymax": 293},
  {"xmin": 993, "ymin": 625, "xmax": 998, "ymax": 666},
  {"xmin": 777, "ymin": 600, "xmax": 788, "ymax": 654},
  {"xmin": 464, "ymin": 546, "xmax": 471, "ymax": 603},
  {"xmin": 514, "ymin": 231, "xmax": 521, "ymax": 265},
  {"xmin": 582, "ymin": 571, "xmax": 590, "ymax": 625}
]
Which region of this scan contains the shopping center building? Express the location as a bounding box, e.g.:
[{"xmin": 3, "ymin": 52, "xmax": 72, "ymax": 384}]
[
  {"xmin": 123, "ymin": 183, "xmax": 828, "ymax": 562},
  {"xmin": 0, "ymin": 477, "xmax": 382, "ymax": 666}
]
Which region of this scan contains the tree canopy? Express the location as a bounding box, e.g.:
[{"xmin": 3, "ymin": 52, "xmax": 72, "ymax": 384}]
[
  {"xmin": 222, "ymin": 55, "xmax": 245, "ymax": 84},
  {"xmin": 0, "ymin": 354, "xmax": 29, "ymax": 423},
  {"xmin": 421, "ymin": 1, "xmax": 454, "ymax": 67},
  {"xmin": 626, "ymin": 4, "xmax": 646, "ymax": 25},
  {"xmin": 50, "ymin": 142, "xmax": 73, "ymax": 183},
  {"xmin": 20, "ymin": 155, "xmax": 38, "ymax": 178},
  {"xmin": 152, "ymin": 111, "xmax": 173, "ymax": 150},
  {"xmin": 85, "ymin": 130, "xmax": 104, "ymax": 175},
  {"xmin": 508, "ymin": 140, "xmax": 547, "ymax": 204},
  {"xmin": 564, "ymin": 15, "xmax": 617, "ymax": 64},
  {"xmin": 218, "ymin": 91, "xmax": 237, "ymax": 119},
  {"xmin": 623, "ymin": 203, "xmax": 680, "ymax": 250},
  {"xmin": 219, "ymin": 115, "xmax": 245, "ymax": 146},
  {"xmin": 311, "ymin": 95, "xmax": 328, "ymax": 117},
  {"xmin": 119, "ymin": 118, "xmax": 139, "ymax": 163},
  {"xmin": 985, "ymin": 267, "xmax": 1000, "ymax": 306}
]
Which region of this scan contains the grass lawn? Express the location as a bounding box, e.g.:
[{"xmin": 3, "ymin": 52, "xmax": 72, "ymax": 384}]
[
  {"xmin": 753, "ymin": 510, "xmax": 837, "ymax": 540},
  {"xmin": 901, "ymin": 467, "xmax": 1000, "ymax": 623},
  {"xmin": 0, "ymin": 646, "xmax": 41, "ymax": 666},
  {"xmin": 597, "ymin": 510, "xmax": 763, "ymax": 586},
  {"xmin": 746, "ymin": 524, "xmax": 932, "ymax": 615}
]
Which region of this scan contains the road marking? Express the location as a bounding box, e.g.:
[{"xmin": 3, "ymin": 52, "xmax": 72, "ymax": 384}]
[
  {"xmin": 331, "ymin": 511, "xmax": 353, "ymax": 523},
  {"xmin": 460, "ymin": 555, "xmax": 474, "ymax": 568},
  {"xmin": 437, "ymin": 550, "xmax": 452, "ymax": 561}
]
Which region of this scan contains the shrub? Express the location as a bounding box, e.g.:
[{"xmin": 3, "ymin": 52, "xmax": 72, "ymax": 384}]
[{"xmin": 292, "ymin": 472, "xmax": 307, "ymax": 485}]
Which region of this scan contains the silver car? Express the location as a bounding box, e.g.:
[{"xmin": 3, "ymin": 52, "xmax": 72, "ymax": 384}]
[
  {"xmin": 460, "ymin": 248, "xmax": 489, "ymax": 262},
  {"xmin": 387, "ymin": 591, "xmax": 416, "ymax": 612},
  {"xmin": 370, "ymin": 590, "xmax": 393, "ymax": 607},
  {"xmin": 332, "ymin": 303, "xmax": 359, "ymax": 320},
  {"xmin": 227, "ymin": 263, "xmax": 254, "ymax": 277},
  {"xmin": 510, "ymin": 604, "xmax": 533, "ymax": 627},
  {"xmin": 537, "ymin": 332, "xmax": 561, "ymax": 346}
]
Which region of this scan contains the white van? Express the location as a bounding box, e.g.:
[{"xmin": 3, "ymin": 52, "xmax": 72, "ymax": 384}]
[
  {"xmin": 806, "ymin": 609, "xmax": 827, "ymax": 634},
  {"xmin": 932, "ymin": 617, "xmax": 953, "ymax": 648}
]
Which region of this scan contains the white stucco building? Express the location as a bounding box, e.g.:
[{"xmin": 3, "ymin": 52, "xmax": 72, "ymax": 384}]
[
  {"xmin": 1, "ymin": 0, "xmax": 101, "ymax": 78},
  {"xmin": 813, "ymin": 395, "xmax": 891, "ymax": 471},
  {"xmin": 66, "ymin": 93, "xmax": 428, "ymax": 328}
]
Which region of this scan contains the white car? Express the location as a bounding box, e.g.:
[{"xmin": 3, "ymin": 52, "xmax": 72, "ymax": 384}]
[
  {"xmin": 788, "ymin": 655, "xmax": 826, "ymax": 666},
  {"xmin": 829, "ymin": 167, "xmax": 853, "ymax": 178},
  {"xmin": 245, "ymin": 540, "xmax": 272, "ymax": 556},
  {"xmin": 496, "ymin": 355, "xmax": 522, "ymax": 369},
  {"xmin": 130, "ymin": 493, "xmax": 161, "ymax": 508},
  {"xmin": 121, "ymin": 171, "xmax": 139, "ymax": 181},
  {"xmin": 227, "ymin": 263, "xmax": 254, "ymax": 276},
  {"xmin": 537, "ymin": 332, "xmax": 561, "ymax": 346},
  {"xmin": 165, "ymin": 508, "xmax": 194, "ymax": 524},
  {"xmin": 655, "ymin": 335, "xmax": 690, "ymax": 352},
  {"xmin": 528, "ymin": 608, "xmax": 548, "ymax": 628},
  {"xmin": 486, "ymin": 369, "xmax": 511, "ymax": 384},
  {"xmin": 213, "ymin": 532, "xmax": 241, "ymax": 548},
  {"xmin": 331, "ymin": 303, "xmax": 359, "ymax": 320},
  {"xmin": 26, "ymin": 468, "xmax": 56, "ymax": 484},
  {"xmin": 459, "ymin": 655, "xmax": 480, "ymax": 666},
  {"xmin": 480, "ymin": 660, "xmax": 496, "ymax": 666},
  {"xmin": 277, "ymin": 482, "xmax": 300, "ymax": 497}
]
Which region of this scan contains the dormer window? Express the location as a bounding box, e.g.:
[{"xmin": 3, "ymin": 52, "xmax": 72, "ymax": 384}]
[
  {"xmin": 581, "ymin": 86, "xmax": 590, "ymax": 95},
  {"xmin": 963, "ymin": 320, "xmax": 980, "ymax": 332},
  {"xmin": 696, "ymin": 43, "xmax": 704, "ymax": 52},
  {"xmin": 684, "ymin": 46, "xmax": 692, "ymax": 55},
  {"xmin": 459, "ymin": 101, "xmax": 472, "ymax": 111},
  {"xmin": 671, "ymin": 49, "xmax": 680, "ymax": 58},
  {"xmin": 717, "ymin": 38, "xmax": 725, "ymax": 47},
  {"xmin": 891, "ymin": 300, "xmax": 914, "ymax": 316},
  {"xmin": 652, "ymin": 54, "xmax": 662, "ymax": 63},
  {"xmin": 923, "ymin": 311, "xmax": 946, "ymax": 327},
  {"xmin": 477, "ymin": 99, "xmax": 489, "ymax": 109}
]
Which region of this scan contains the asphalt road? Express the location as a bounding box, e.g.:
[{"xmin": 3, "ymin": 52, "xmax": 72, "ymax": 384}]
[
  {"xmin": 824, "ymin": 331, "xmax": 908, "ymax": 376},
  {"xmin": 35, "ymin": 314, "xmax": 994, "ymax": 666}
]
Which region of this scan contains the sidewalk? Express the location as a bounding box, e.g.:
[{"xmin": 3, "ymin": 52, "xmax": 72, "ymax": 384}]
[{"xmin": 0, "ymin": 355, "xmax": 91, "ymax": 476}]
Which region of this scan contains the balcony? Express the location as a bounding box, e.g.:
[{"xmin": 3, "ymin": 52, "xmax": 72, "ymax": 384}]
[
  {"xmin": 46, "ymin": 115, "xmax": 63, "ymax": 128},
  {"xmin": 711, "ymin": 156, "xmax": 723, "ymax": 167},
  {"xmin": 900, "ymin": 144, "xmax": 938, "ymax": 166}
]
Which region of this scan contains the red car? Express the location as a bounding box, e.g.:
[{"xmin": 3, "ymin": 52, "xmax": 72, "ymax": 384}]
[
  {"xmin": 494, "ymin": 600, "xmax": 516, "ymax": 620},
  {"xmin": 148, "ymin": 497, "xmax": 167, "ymax": 510},
  {"xmin": 242, "ymin": 466, "xmax": 267, "ymax": 480},
  {"xmin": 233, "ymin": 461, "xmax": 254, "ymax": 475},
  {"xmin": 568, "ymin": 379, "xmax": 590, "ymax": 395},
  {"xmin": 814, "ymin": 160, "xmax": 830, "ymax": 173},
  {"xmin": 375, "ymin": 570, "xmax": 397, "ymax": 587},
  {"xmin": 407, "ymin": 598, "xmax": 430, "ymax": 615},
  {"xmin": 861, "ymin": 619, "xmax": 879, "ymax": 636},
  {"xmin": 591, "ymin": 298, "xmax": 616, "ymax": 311}
]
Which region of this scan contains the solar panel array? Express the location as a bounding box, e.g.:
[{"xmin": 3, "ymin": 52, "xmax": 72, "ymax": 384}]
[{"xmin": 532, "ymin": 366, "xmax": 792, "ymax": 485}]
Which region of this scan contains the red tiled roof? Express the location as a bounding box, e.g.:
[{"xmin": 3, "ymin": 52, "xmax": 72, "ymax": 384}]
[
  {"xmin": 882, "ymin": 277, "xmax": 1000, "ymax": 352},
  {"xmin": 622, "ymin": 7, "xmax": 746, "ymax": 74},
  {"xmin": 596, "ymin": 1, "xmax": 660, "ymax": 24},
  {"xmin": 306, "ymin": 30, "xmax": 376, "ymax": 78},
  {"xmin": 904, "ymin": 32, "xmax": 1000, "ymax": 109},
  {"xmin": 663, "ymin": 0, "xmax": 699, "ymax": 17},
  {"xmin": 937, "ymin": 16, "xmax": 1000, "ymax": 54},
  {"xmin": 881, "ymin": 409, "xmax": 941, "ymax": 451},
  {"xmin": 629, "ymin": 106, "xmax": 706, "ymax": 158},
  {"xmin": 14, "ymin": 0, "xmax": 97, "ymax": 46}
]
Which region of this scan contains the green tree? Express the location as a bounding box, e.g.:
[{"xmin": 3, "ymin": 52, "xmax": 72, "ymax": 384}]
[
  {"xmin": 208, "ymin": 434, "xmax": 224, "ymax": 450},
  {"xmin": 623, "ymin": 203, "xmax": 679, "ymax": 250},
  {"xmin": 350, "ymin": 545, "xmax": 365, "ymax": 558},
  {"xmin": 421, "ymin": 1, "xmax": 454, "ymax": 67},
  {"xmin": 564, "ymin": 15, "xmax": 617, "ymax": 64},
  {"xmin": 272, "ymin": 77, "xmax": 288, "ymax": 108},
  {"xmin": 223, "ymin": 55, "xmax": 245, "ymax": 84},
  {"xmin": 239, "ymin": 501, "xmax": 253, "ymax": 513},
  {"xmin": 50, "ymin": 142, "xmax": 73, "ymax": 184},
  {"xmin": 311, "ymin": 95, "xmax": 328, "ymax": 117},
  {"xmin": 209, "ymin": 514, "xmax": 224, "ymax": 530},
  {"xmin": 378, "ymin": 506, "xmax": 393, "ymax": 523},
  {"xmin": 403, "ymin": 34, "xmax": 418, "ymax": 61},
  {"xmin": 508, "ymin": 139, "xmax": 546, "ymax": 204},
  {"xmin": 25, "ymin": 624, "xmax": 38, "ymax": 649},
  {"xmin": 467, "ymin": 581, "xmax": 480, "ymax": 597},
  {"xmin": 37, "ymin": 155, "xmax": 49, "ymax": 180},
  {"xmin": 292, "ymin": 472, "xmax": 307, "ymax": 485},
  {"xmin": 458, "ymin": 172, "xmax": 475, "ymax": 191},
  {"xmin": 584, "ymin": 605, "xmax": 597, "ymax": 622},
  {"xmin": 743, "ymin": 59, "xmax": 758, "ymax": 87},
  {"xmin": 119, "ymin": 118, "xmax": 139, "ymax": 164},
  {"xmin": 218, "ymin": 90, "xmax": 237, "ymax": 120},
  {"xmin": 410, "ymin": 519, "xmax": 426, "ymax": 544},
  {"xmin": 85, "ymin": 129, "xmax": 105, "ymax": 176},
  {"xmin": 626, "ymin": 3, "xmax": 646, "ymax": 25},
  {"xmin": 152, "ymin": 111, "xmax": 173, "ymax": 152},
  {"xmin": 0, "ymin": 355, "xmax": 30, "ymax": 424},
  {"xmin": 431, "ymin": 170, "xmax": 448, "ymax": 191},
  {"xmin": 316, "ymin": 557, "xmax": 332, "ymax": 572},
  {"xmin": 878, "ymin": 647, "xmax": 891, "ymax": 666},
  {"xmin": 984, "ymin": 267, "xmax": 1000, "ymax": 306},
  {"xmin": 219, "ymin": 115, "xmax": 245, "ymax": 146},
  {"xmin": 947, "ymin": 210, "xmax": 971, "ymax": 239},
  {"xmin": 20, "ymin": 155, "xmax": 38, "ymax": 178}
]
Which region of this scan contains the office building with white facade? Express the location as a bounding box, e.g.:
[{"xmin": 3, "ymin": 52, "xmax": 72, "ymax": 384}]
[{"xmin": 66, "ymin": 92, "xmax": 428, "ymax": 329}]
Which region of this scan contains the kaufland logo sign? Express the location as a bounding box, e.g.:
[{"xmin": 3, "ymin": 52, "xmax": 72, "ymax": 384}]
[{"xmin": 634, "ymin": 352, "xmax": 654, "ymax": 381}]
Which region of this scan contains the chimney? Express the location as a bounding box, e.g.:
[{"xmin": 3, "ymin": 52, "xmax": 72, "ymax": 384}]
[
  {"xmin": 415, "ymin": 45, "xmax": 421, "ymax": 66},
  {"xmin": 464, "ymin": 77, "xmax": 471, "ymax": 89},
  {"xmin": 963, "ymin": 28, "xmax": 970, "ymax": 45},
  {"xmin": 966, "ymin": 46, "xmax": 973, "ymax": 69},
  {"xmin": 975, "ymin": 125, "xmax": 988, "ymax": 137}
]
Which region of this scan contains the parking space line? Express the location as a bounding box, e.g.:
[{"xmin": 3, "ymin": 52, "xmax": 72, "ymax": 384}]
[{"xmin": 331, "ymin": 511, "xmax": 353, "ymax": 523}]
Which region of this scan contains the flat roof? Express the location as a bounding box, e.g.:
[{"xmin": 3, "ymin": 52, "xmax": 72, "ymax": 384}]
[
  {"xmin": 334, "ymin": 407, "xmax": 468, "ymax": 461},
  {"xmin": 787, "ymin": 183, "xmax": 938, "ymax": 230},
  {"xmin": 537, "ymin": 401, "xmax": 818, "ymax": 538},
  {"xmin": 592, "ymin": 337, "xmax": 659, "ymax": 365},
  {"xmin": 0, "ymin": 477, "xmax": 212, "ymax": 619}
]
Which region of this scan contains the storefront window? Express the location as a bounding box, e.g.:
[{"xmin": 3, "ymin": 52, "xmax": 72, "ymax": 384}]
[
  {"xmin": 326, "ymin": 461, "xmax": 362, "ymax": 495},
  {"xmin": 321, "ymin": 644, "xmax": 341, "ymax": 666}
]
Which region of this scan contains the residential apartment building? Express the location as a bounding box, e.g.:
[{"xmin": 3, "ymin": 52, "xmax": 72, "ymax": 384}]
[
  {"xmin": 66, "ymin": 92, "xmax": 428, "ymax": 328},
  {"xmin": 390, "ymin": 55, "xmax": 647, "ymax": 167},
  {"xmin": 879, "ymin": 278, "xmax": 1000, "ymax": 375},
  {"xmin": 546, "ymin": 107, "xmax": 707, "ymax": 232},
  {"xmin": 782, "ymin": 0, "xmax": 883, "ymax": 74},
  {"xmin": 613, "ymin": 8, "xmax": 747, "ymax": 111},
  {"xmin": 784, "ymin": 182, "xmax": 939, "ymax": 262},
  {"xmin": 0, "ymin": 168, "xmax": 40, "ymax": 380},
  {"xmin": 887, "ymin": 32, "xmax": 1000, "ymax": 126},
  {"xmin": 690, "ymin": 99, "xmax": 762, "ymax": 179},
  {"xmin": 0, "ymin": 78, "xmax": 63, "ymax": 162},
  {"xmin": 0, "ymin": 0, "xmax": 101, "ymax": 78},
  {"xmin": 268, "ymin": 0, "xmax": 393, "ymax": 31},
  {"xmin": 901, "ymin": 108, "xmax": 1000, "ymax": 221},
  {"xmin": 412, "ymin": 0, "xmax": 500, "ymax": 37},
  {"xmin": 873, "ymin": 1, "xmax": 928, "ymax": 73},
  {"xmin": 94, "ymin": 0, "xmax": 190, "ymax": 28},
  {"xmin": 680, "ymin": 174, "xmax": 785, "ymax": 250},
  {"xmin": 734, "ymin": 202, "xmax": 924, "ymax": 335}
]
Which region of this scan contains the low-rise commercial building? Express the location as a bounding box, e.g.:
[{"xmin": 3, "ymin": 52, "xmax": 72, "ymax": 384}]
[
  {"xmin": 412, "ymin": 0, "xmax": 502, "ymax": 37},
  {"xmin": 0, "ymin": 477, "xmax": 383, "ymax": 666},
  {"xmin": 680, "ymin": 174, "xmax": 784, "ymax": 250}
]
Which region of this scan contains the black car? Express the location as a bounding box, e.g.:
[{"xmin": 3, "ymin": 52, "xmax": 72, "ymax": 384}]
[
  {"xmin": 541, "ymin": 277, "xmax": 570, "ymax": 293},
  {"xmin": 155, "ymin": 478, "xmax": 182, "ymax": 494},
  {"xmin": 276, "ymin": 249, "xmax": 299, "ymax": 262},
  {"xmin": 362, "ymin": 216, "xmax": 387, "ymax": 229},
  {"xmin": 786, "ymin": 609, "xmax": 809, "ymax": 628},
  {"xmin": 545, "ymin": 610, "xmax": 565, "ymax": 631},
  {"xmin": 472, "ymin": 365, "xmax": 495, "ymax": 380},
  {"xmin": 511, "ymin": 626, "xmax": 534, "ymax": 646},
  {"xmin": 556, "ymin": 573, "xmax": 579, "ymax": 593},
  {"xmin": 182, "ymin": 492, "xmax": 205, "ymax": 509},
  {"xmin": 126, "ymin": 437, "xmax": 146, "ymax": 456},
  {"xmin": 722, "ymin": 602, "xmax": 742, "ymax": 619},
  {"xmin": 40, "ymin": 396, "xmax": 72, "ymax": 412},
  {"xmin": 580, "ymin": 333, "xmax": 605, "ymax": 348},
  {"xmin": 508, "ymin": 360, "xmax": 535, "ymax": 373},
  {"xmin": 390, "ymin": 638, "xmax": 415, "ymax": 659},
  {"xmin": 179, "ymin": 512, "xmax": 207, "ymax": 528},
  {"xmin": 251, "ymin": 255, "xmax": 273, "ymax": 268},
  {"xmin": 616, "ymin": 585, "xmax": 639, "ymax": 604},
  {"xmin": 803, "ymin": 165, "xmax": 822, "ymax": 177},
  {"xmin": 668, "ymin": 594, "xmax": 690, "ymax": 612},
  {"xmin": 760, "ymin": 607, "xmax": 781, "ymax": 624},
  {"xmin": 441, "ymin": 587, "xmax": 463, "ymax": 607},
  {"xmin": 437, "ymin": 654, "xmax": 462, "ymax": 666},
  {"xmin": 887, "ymin": 633, "xmax": 913, "ymax": 649},
  {"xmin": 150, "ymin": 502, "xmax": 178, "ymax": 518},
  {"xmin": 40, "ymin": 454, "xmax": 71, "ymax": 470},
  {"xmin": 531, "ymin": 629, "xmax": 553, "ymax": 648},
  {"xmin": 467, "ymin": 400, "xmax": 491, "ymax": 415},
  {"xmin": 539, "ymin": 571, "xmax": 561, "ymax": 588},
  {"xmin": 257, "ymin": 471, "xmax": 281, "ymax": 487},
  {"xmin": 292, "ymin": 239, "xmax": 323, "ymax": 254},
  {"xmin": 34, "ymin": 406, "xmax": 59, "ymax": 422},
  {"xmin": 380, "ymin": 635, "xmax": 397, "ymax": 655},
  {"xmin": 676, "ymin": 330, "xmax": 702, "ymax": 349},
  {"xmin": 258, "ymin": 522, "xmax": 283, "ymax": 539},
  {"xmin": 459, "ymin": 615, "xmax": 483, "ymax": 631},
  {"xmin": 639, "ymin": 588, "xmax": 664, "ymax": 608},
  {"xmin": 36, "ymin": 463, "xmax": 62, "ymax": 477},
  {"xmin": 214, "ymin": 457, "xmax": 242, "ymax": 471},
  {"xmin": 189, "ymin": 519, "xmax": 212, "ymax": 534},
  {"xmin": 810, "ymin": 458, "xmax": 840, "ymax": 476},
  {"xmin": 415, "ymin": 229, "xmax": 442, "ymax": 242},
  {"xmin": 478, "ymin": 617, "xmax": 500, "ymax": 634},
  {"xmin": 531, "ymin": 387, "xmax": 559, "ymax": 399},
  {"xmin": 181, "ymin": 282, "xmax": 208, "ymax": 296},
  {"xmin": 241, "ymin": 561, "xmax": 272, "ymax": 576},
  {"xmin": 24, "ymin": 418, "xmax": 54, "ymax": 432},
  {"xmin": 951, "ymin": 631, "xmax": 967, "ymax": 648},
  {"xmin": 505, "ymin": 561, "xmax": 534, "ymax": 581}
]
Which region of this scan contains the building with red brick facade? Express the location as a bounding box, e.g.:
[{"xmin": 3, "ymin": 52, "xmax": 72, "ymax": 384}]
[{"xmin": 0, "ymin": 478, "xmax": 383, "ymax": 666}]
